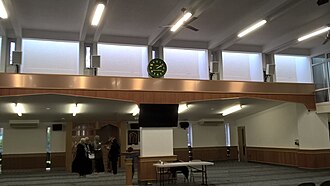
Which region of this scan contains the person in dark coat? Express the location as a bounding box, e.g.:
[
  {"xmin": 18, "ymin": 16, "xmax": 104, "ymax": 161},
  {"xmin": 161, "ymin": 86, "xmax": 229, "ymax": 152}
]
[
  {"xmin": 93, "ymin": 135, "xmax": 104, "ymax": 172},
  {"xmin": 108, "ymin": 138, "xmax": 120, "ymax": 174},
  {"xmin": 72, "ymin": 138, "xmax": 92, "ymax": 177}
]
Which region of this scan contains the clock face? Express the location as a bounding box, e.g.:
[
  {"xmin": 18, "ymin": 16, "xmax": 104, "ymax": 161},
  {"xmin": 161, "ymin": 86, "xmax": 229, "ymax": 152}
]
[{"xmin": 147, "ymin": 58, "xmax": 167, "ymax": 78}]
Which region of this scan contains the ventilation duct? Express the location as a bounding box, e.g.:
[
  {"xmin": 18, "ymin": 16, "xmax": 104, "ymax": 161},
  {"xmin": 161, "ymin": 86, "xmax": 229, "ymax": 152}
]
[
  {"xmin": 9, "ymin": 120, "xmax": 39, "ymax": 128},
  {"xmin": 197, "ymin": 118, "xmax": 224, "ymax": 125}
]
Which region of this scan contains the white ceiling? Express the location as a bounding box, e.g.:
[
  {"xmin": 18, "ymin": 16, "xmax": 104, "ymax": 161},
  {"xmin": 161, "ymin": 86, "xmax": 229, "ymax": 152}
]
[
  {"xmin": 0, "ymin": 94, "xmax": 283, "ymax": 124},
  {"xmin": 0, "ymin": 0, "xmax": 325, "ymax": 124},
  {"xmin": 0, "ymin": 0, "xmax": 328, "ymax": 53}
]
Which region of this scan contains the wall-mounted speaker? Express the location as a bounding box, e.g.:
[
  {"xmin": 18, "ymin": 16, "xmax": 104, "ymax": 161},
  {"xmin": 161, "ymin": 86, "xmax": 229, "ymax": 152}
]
[
  {"xmin": 210, "ymin": 61, "xmax": 219, "ymax": 73},
  {"xmin": 12, "ymin": 51, "xmax": 22, "ymax": 65},
  {"xmin": 179, "ymin": 122, "xmax": 189, "ymax": 129},
  {"xmin": 266, "ymin": 64, "xmax": 275, "ymax": 75},
  {"xmin": 91, "ymin": 55, "xmax": 100, "ymax": 68},
  {"xmin": 52, "ymin": 124, "xmax": 63, "ymax": 131}
]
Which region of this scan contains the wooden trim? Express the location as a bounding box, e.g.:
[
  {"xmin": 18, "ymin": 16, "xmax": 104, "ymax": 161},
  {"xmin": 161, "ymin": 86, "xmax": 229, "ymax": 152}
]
[
  {"xmin": 247, "ymin": 147, "xmax": 330, "ymax": 169},
  {"xmin": 190, "ymin": 146, "xmax": 238, "ymax": 161},
  {"xmin": 2, "ymin": 153, "xmax": 46, "ymax": 170},
  {"xmin": 51, "ymin": 152, "xmax": 66, "ymax": 168},
  {"xmin": 297, "ymin": 149, "xmax": 330, "ymax": 169},
  {"xmin": 0, "ymin": 73, "xmax": 316, "ymax": 110},
  {"xmin": 138, "ymin": 155, "xmax": 177, "ymax": 182}
]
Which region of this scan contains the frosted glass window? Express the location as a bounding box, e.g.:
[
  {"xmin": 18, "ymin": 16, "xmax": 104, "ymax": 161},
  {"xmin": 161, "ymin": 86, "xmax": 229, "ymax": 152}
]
[
  {"xmin": 163, "ymin": 48, "xmax": 208, "ymax": 80},
  {"xmin": 222, "ymin": 51, "xmax": 263, "ymax": 81},
  {"xmin": 85, "ymin": 46, "xmax": 92, "ymax": 68},
  {"xmin": 21, "ymin": 39, "xmax": 79, "ymax": 75},
  {"xmin": 275, "ymin": 55, "xmax": 312, "ymax": 83},
  {"xmin": 9, "ymin": 41, "xmax": 15, "ymax": 65},
  {"xmin": 98, "ymin": 43, "xmax": 148, "ymax": 77}
]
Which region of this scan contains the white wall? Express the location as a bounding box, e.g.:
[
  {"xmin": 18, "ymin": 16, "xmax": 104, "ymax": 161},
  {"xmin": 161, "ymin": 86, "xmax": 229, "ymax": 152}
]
[
  {"xmin": 98, "ymin": 43, "xmax": 148, "ymax": 77},
  {"xmin": 275, "ymin": 55, "xmax": 312, "ymax": 83},
  {"xmin": 296, "ymin": 105, "xmax": 330, "ymax": 149},
  {"xmin": 231, "ymin": 102, "xmax": 330, "ymax": 150},
  {"xmin": 235, "ymin": 103, "xmax": 298, "ymax": 148},
  {"xmin": 0, "ymin": 122, "xmax": 67, "ymax": 154},
  {"xmin": 192, "ymin": 123, "xmax": 225, "ymax": 147},
  {"xmin": 222, "ymin": 51, "xmax": 263, "ymax": 82},
  {"xmin": 173, "ymin": 127, "xmax": 188, "ymax": 148},
  {"xmin": 21, "ymin": 39, "xmax": 79, "ymax": 75},
  {"xmin": 51, "ymin": 130, "xmax": 66, "ymax": 153},
  {"xmin": 140, "ymin": 127, "xmax": 173, "ymax": 157},
  {"xmin": 3, "ymin": 128, "xmax": 47, "ymax": 154},
  {"xmin": 164, "ymin": 48, "xmax": 208, "ymax": 80}
]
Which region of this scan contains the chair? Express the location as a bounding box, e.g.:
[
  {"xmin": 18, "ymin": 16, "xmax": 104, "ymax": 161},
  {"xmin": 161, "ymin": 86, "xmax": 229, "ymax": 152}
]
[
  {"xmin": 320, "ymin": 180, "xmax": 330, "ymax": 186},
  {"xmin": 297, "ymin": 182, "xmax": 315, "ymax": 186},
  {"xmin": 189, "ymin": 160, "xmax": 204, "ymax": 183}
]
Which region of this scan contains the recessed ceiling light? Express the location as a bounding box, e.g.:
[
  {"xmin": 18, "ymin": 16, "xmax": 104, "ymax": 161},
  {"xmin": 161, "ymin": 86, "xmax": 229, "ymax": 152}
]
[{"xmin": 46, "ymin": 107, "xmax": 51, "ymax": 110}]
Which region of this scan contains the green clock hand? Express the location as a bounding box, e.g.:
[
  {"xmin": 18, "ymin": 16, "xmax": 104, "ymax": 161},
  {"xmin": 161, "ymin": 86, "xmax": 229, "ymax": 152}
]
[{"xmin": 156, "ymin": 65, "xmax": 163, "ymax": 69}]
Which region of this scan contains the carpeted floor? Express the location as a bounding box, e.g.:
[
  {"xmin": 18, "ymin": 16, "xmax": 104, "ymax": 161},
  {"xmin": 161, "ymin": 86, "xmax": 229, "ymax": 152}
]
[{"xmin": 0, "ymin": 161, "xmax": 330, "ymax": 186}]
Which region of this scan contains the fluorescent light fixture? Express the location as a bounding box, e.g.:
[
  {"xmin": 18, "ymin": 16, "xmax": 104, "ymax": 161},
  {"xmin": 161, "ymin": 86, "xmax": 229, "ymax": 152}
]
[
  {"xmin": 298, "ymin": 26, "xmax": 330, "ymax": 42},
  {"xmin": 170, "ymin": 12, "xmax": 192, "ymax": 32},
  {"xmin": 237, "ymin": 20, "xmax": 267, "ymax": 38},
  {"xmin": 0, "ymin": 0, "xmax": 8, "ymax": 19},
  {"xmin": 220, "ymin": 104, "xmax": 244, "ymax": 116},
  {"xmin": 72, "ymin": 103, "xmax": 79, "ymax": 117},
  {"xmin": 12, "ymin": 103, "xmax": 24, "ymax": 117},
  {"xmin": 131, "ymin": 105, "xmax": 140, "ymax": 116},
  {"xmin": 91, "ymin": 3, "xmax": 105, "ymax": 26},
  {"xmin": 178, "ymin": 104, "xmax": 189, "ymax": 113}
]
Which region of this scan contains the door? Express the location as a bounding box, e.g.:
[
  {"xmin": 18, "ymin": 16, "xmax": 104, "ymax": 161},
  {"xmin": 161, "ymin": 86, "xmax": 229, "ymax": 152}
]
[{"xmin": 237, "ymin": 126, "xmax": 247, "ymax": 162}]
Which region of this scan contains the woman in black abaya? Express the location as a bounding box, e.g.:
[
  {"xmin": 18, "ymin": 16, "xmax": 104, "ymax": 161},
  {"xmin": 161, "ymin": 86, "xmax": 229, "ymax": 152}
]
[{"xmin": 72, "ymin": 138, "xmax": 92, "ymax": 177}]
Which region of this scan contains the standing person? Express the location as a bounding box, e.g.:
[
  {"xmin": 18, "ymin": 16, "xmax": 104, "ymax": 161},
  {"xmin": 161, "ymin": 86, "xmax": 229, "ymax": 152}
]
[
  {"xmin": 108, "ymin": 138, "xmax": 120, "ymax": 175},
  {"xmin": 72, "ymin": 138, "xmax": 90, "ymax": 177},
  {"xmin": 93, "ymin": 135, "xmax": 104, "ymax": 172},
  {"xmin": 84, "ymin": 137, "xmax": 93, "ymax": 174}
]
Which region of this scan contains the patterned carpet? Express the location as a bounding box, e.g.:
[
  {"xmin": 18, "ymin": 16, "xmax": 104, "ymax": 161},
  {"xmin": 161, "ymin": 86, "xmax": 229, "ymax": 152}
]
[{"xmin": 1, "ymin": 161, "xmax": 330, "ymax": 186}]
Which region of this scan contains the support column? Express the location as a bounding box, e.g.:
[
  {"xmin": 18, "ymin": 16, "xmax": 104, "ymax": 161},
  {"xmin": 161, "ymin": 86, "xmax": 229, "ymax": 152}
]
[
  {"xmin": 65, "ymin": 122, "xmax": 73, "ymax": 172},
  {"xmin": 92, "ymin": 42, "xmax": 98, "ymax": 76},
  {"xmin": 0, "ymin": 37, "xmax": 7, "ymax": 72},
  {"xmin": 209, "ymin": 50, "xmax": 222, "ymax": 80},
  {"xmin": 78, "ymin": 41, "xmax": 85, "ymax": 75},
  {"xmin": 152, "ymin": 46, "xmax": 164, "ymax": 60},
  {"xmin": 262, "ymin": 53, "xmax": 276, "ymax": 82},
  {"xmin": 147, "ymin": 45, "xmax": 153, "ymax": 62}
]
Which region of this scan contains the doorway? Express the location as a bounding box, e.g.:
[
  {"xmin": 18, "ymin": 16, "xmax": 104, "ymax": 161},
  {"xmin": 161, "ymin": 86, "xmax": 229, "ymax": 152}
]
[{"xmin": 237, "ymin": 126, "xmax": 247, "ymax": 162}]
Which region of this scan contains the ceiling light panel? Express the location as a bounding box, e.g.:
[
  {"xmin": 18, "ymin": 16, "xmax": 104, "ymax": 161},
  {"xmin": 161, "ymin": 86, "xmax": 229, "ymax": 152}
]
[
  {"xmin": 0, "ymin": 0, "xmax": 8, "ymax": 19},
  {"xmin": 298, "ymin": 26, "xmax": 330, "ymax": 42},
  {"xmin": 238, "ymin": 20, "xmax": 267, "ymax": 38},
  {"xmin": 91, "ymin": 3, "xmax": 105, "ymax": 26},
  {"xmin": 171, "ymin": 12, "xmax": 192, "ymax": 32}
]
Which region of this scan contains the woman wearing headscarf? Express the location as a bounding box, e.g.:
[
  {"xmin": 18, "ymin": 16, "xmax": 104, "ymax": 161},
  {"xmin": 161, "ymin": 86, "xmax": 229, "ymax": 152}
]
[{"xmin": 72, "ymin": 138, "xmax": 91, "ymax": 177}]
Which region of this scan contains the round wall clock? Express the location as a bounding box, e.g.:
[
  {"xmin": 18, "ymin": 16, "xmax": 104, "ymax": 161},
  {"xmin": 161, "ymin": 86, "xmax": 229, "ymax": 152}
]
[{"xmin": 147, "ymin": 58, "xmax": 167, "ymax": 78}]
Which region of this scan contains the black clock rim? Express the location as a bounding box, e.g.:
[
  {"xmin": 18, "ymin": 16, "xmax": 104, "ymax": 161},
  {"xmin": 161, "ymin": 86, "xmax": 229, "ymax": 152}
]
[{"xmin": 147, "ymin": 58, "xmax": 167, "ymax": 78}]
